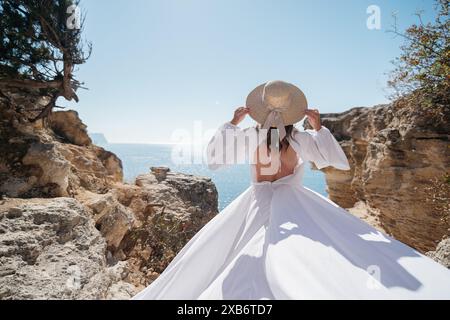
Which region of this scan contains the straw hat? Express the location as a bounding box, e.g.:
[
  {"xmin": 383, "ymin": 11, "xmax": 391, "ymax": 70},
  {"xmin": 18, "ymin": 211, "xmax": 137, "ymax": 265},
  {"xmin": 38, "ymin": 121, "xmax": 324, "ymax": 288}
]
[{"xmin": 246, "ymin": 80, "xmax": 307, "ymax": 139}]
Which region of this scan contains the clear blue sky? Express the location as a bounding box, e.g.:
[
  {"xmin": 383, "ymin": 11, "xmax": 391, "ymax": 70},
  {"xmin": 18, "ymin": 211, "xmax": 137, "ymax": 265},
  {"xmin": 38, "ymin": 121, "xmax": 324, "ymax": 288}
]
[{"xmin": 62, "ymin": 0, "xmax": 437, "ymax": 143}]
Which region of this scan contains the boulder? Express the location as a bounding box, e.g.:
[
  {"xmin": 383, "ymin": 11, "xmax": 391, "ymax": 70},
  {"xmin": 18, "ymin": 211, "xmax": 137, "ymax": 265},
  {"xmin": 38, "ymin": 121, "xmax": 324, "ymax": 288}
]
[
  {"xmin": 0, "ymin": 108, "xmax": 123, "ymax": 198},
  {"xmin": 313, "ymin": 103, "xmax": 450, "ymax": 252},
  {"xmin": 426, "ymin": 238, "xmax": 450, "ymax": 268},
  {"xmin": 77, "ymin": 169, "xmax": 218, "ymax": 289},
  {"xmin": 0, "ymin": 197, "xmax": 137, "ymax": 299},
  {"xmin": 49, "ymin": 110, "xmax": 92, "ymax": 146}
]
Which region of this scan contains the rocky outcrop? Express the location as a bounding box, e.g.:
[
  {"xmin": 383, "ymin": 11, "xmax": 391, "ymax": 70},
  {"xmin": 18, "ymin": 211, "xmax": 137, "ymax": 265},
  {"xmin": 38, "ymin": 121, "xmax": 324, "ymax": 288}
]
[
  {"xmin": 317, "ymin": 103, "xmax": 449, "ymax": 253},
  {"xmin": 0, "ymin": 197, "xmax": 136, "ymax": 299},
  {"xmin": 78, "ymin": 167, "xmax": 218, "ymax": 289},
  {"xmin": 0, "ymin": 100, "xmax": 219, "ymax": 299},
  {"xmin": 426, "ymin": 238, "xmax": 450, "ymax": 268},
  {"xmin": 0, "ymin": 109, "xmax": 123, "ymax": 198},
  {"xmin": 49, "ymin": 110, "xmax": 92, "ymax": 146},
  {"xmin": 0, "ymin": 164, "xmax": 218, "ymax": 299}
]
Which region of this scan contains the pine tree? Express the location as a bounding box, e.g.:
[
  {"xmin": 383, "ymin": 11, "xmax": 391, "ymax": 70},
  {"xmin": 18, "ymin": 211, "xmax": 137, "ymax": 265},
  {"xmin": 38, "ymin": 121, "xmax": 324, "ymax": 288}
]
[{"xmin": 0, "ymin": 0, "xmax": 91, "ymax": 121}]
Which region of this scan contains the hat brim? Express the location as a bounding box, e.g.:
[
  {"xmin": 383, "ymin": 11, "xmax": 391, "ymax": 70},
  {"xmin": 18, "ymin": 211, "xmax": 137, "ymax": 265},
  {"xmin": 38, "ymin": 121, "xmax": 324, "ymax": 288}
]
[{"xmin": 246, "ymin": 82, "xmax": 308, "ymax": 126}]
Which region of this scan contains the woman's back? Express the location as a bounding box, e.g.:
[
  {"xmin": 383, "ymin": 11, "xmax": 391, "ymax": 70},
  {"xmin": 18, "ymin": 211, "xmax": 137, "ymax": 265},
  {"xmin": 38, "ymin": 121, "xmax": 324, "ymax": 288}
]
[{"xmin": 254, "ymin": 142, "xmax": 299, "ymax": 183}]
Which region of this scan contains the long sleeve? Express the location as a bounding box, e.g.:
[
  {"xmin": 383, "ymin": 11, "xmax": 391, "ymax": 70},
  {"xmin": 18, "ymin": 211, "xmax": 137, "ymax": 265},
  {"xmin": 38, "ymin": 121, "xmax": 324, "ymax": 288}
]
[
  {"xmin": 206, "ymin": 122, "xmax": 256, "ymax": 170},
  {"xmin": 291, "ymin": 126, "xmax": 350, "ymax": 170}
]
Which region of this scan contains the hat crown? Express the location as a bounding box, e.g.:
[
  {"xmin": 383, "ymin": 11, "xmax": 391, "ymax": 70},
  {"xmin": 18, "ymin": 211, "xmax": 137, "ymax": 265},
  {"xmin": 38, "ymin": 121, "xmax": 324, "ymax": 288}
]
[
  {"xmin": 262, "ymin": 80, "xmax": 293, "ymax": 111},
  {"xmin": 246, "ymin": 80, "xmax": 307, "ymax": 126}
]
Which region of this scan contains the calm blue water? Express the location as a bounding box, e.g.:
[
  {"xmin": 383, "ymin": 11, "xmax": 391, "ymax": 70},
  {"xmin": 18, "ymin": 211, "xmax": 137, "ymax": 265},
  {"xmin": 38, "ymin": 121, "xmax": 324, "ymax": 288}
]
[{"xmin": 105, "ymin": 143, "xmax": 328, "ymax": 211}]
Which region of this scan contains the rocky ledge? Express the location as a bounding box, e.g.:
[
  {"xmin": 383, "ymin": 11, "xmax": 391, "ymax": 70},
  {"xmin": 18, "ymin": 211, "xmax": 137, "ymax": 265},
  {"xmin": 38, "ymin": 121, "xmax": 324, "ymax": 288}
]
[
  {"xmin": 0, "ymin": 104, "xmax": 218, "ymax": 299},
  {"xmin": 0, "ymin": 197, "xmax": 136, "ymax": 300},
  {"xmin": 78, "ymin": 166, "xmax": 217, "ymax": 289},
  {"xmin": 0, "ymin": 110, "xmax": 123, "ymax": 198},
  {"xmin": 426, "ymin": 238, "xmax": 450, "ymax": 268},
  {"xmin": 0, "ymin": 167, "xmax": 217, "ymax": 299},
  {"xmin": 316, "ymin": 102, "xmax": 449, "ymax": 253}
]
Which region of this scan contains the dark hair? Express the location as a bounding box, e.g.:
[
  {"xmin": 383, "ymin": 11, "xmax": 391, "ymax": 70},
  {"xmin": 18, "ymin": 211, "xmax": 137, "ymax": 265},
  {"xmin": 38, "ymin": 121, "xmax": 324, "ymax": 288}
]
[{"xmin": 257, "ymin": 125, "xmax": 295, "ymax": 152}]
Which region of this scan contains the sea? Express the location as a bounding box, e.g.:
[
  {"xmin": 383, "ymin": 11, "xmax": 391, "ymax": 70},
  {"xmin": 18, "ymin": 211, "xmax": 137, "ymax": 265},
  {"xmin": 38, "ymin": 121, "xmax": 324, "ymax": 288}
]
[{"xmin": 103, "ymin": 143, "xmax": 328, "ymax": 211}]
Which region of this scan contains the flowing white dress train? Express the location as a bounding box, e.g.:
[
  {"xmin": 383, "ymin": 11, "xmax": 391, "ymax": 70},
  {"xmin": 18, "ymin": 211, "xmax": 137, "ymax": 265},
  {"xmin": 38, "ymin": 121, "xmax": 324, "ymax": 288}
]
[{"xmin": 133, "ymin": 123, "xmax": 450, "ymax": 300}]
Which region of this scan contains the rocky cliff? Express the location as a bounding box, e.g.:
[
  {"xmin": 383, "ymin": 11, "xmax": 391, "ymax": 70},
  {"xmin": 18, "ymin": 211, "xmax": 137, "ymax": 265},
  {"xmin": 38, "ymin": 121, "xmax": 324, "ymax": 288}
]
[
  {"xmin": 0, "ymin": 109, "xmax": 123, "ymax": 198},
  {"xmin": 77, "ymin": 167, "xmax": 217, "ymax": 289},
  {"xmin": 316, "ymin": 101, "xmax": 449, "ymax": 253},
  {"xmin": 0, "ymin": 100, "xmax": 218, "ymax": 299},
  {"xmin": 0, "ymin": 198, "xmax": 135, "ymax": 299}
]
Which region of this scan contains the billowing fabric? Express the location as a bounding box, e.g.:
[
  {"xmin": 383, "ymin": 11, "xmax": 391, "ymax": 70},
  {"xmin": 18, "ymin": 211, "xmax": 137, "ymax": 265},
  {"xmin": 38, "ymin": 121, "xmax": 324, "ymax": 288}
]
[{"xmin": 133, "ymin": 123, "xmax": 450, "ymax": 300}]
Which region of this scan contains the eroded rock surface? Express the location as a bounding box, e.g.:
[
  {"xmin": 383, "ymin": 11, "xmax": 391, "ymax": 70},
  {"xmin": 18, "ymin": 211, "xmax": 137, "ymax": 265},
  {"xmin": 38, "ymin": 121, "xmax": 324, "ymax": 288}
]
[
  {"xmin": 0, "ymin": 102, "xmax": 219, "ymax": 299},
  {"xmin": 78, "ymin": 167, "xmax": 218, "ymax": 289},
  {"xmin": 0, "ymin": 197, "xmax": 136, "ymax": 299},
  {"xmin": 426, "ymin": 238, "xmax": 450, "ymax": 268},
  {"xmin": 315, "ymin": 103, "xmax": 449, "ymax": 252},
  {"xmin": 0, "ymin": 109, "xmax": 123, "ymax": 198}
]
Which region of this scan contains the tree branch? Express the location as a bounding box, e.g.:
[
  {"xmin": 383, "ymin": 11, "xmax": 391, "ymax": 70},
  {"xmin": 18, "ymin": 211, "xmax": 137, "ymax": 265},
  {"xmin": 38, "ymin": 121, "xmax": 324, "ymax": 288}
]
[{"xmin": 0, "ymin": 79, "xmax": 62, "ymax": 90}]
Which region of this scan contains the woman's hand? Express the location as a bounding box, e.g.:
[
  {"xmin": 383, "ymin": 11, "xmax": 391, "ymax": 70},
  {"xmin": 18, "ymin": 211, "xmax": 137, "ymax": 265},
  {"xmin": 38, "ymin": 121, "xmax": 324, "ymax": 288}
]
[
  {"xmin": 305, "ymin": 108, "xmax": 322, "ymax": 131},
  {"xmin": 230, "ymin": 106, "xmax": 249, "ymax": 126}
]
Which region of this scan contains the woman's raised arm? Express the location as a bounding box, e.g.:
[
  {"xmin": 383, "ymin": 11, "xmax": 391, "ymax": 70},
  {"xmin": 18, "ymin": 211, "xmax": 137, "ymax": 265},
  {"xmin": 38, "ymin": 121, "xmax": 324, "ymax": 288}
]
[
  {"xmin": 206, "ymin": 107, "xmax": 255, "ymax": 170},
  {"xmin": 291, "ymin": 109, "xmax": 350, "ymax": 170}
]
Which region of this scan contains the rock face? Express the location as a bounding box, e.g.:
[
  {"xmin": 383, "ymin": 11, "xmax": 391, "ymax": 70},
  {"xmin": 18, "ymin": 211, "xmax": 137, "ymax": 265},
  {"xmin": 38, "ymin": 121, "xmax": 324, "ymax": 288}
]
[
  {"xmin": 0, "ymin": 100, "xmax": 219, "ymax": 299},
  {"xmin": 317, "ymin": 103, "xmax": 449, "ymax": 253},
  {"xmin": 426, "ymin": 238, "xmax": 450, "ymax": 268},
  {"xmin": 0, "ymin": 109, "xmax": 123, "ymax": 198},
  {"xmin": 0, "ymin": 198, "xmax": 136, "ymax": 299},
  {"xmin": 49, "ymin": 110, "xmax": 92, "ymax": 146},
  {"xmin": 78, "ymin": 167, "xmax": 218, "ymax": 289},
  {"xmin": 0, "ymin": 165, "xmax": 218, "ymax": 300}
]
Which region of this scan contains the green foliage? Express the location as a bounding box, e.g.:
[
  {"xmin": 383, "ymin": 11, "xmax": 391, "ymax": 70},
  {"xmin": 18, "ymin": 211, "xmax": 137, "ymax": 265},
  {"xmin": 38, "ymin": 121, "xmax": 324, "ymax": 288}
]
[
  {"xmin": 388, "ymin": 0, "xmax": 449, "ymax": 107},
  {"xmin": 0, "ymin": 0, "xmax": 90, "ymax": 101}
]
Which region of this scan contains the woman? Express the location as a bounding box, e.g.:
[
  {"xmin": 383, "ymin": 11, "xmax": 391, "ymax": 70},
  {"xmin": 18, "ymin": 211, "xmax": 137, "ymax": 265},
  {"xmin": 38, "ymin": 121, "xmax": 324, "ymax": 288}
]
[{"xmin": 134, "ymin": 81, "xmax": 450, "ymax": 299}]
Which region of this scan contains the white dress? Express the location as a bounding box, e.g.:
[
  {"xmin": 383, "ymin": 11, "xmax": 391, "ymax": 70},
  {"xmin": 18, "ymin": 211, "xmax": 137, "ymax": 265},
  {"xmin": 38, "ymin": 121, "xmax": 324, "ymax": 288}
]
[{"xmin": 133, "ymin": 122, "xmax": 450, "ymax": 300}]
